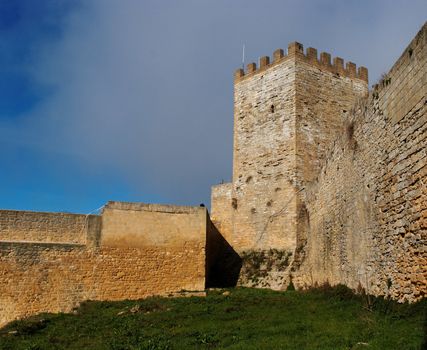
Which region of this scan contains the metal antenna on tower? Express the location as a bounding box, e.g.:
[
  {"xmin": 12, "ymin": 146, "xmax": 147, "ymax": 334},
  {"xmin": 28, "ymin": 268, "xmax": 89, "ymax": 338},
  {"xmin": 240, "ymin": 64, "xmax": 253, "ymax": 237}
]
[{"xmin": 242, "ymin": 44, "xmax": 245, "ymax": 70}]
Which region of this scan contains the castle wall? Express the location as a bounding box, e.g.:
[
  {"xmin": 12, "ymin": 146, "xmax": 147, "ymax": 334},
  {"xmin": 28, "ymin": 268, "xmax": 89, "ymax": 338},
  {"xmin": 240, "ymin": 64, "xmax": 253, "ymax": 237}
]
[
  {"xmin": 101, "ymin": 201, "xmax": 206, "ymax": 248},
  {"xmin": 294, "ymin": 47, "xmax": 368, "ymax": 186},
  {"xmin": 293, "ymin": 46, "xmax": 368, "ymax": 269},
  {"xmin": 295, "ymin": 23, "xmax": 426, "ymax": 302},
  {"xmin": 0, "ymin": 242, "xmax": 88, "ymax": 326},
  {"xmin": 0, "ymin": 210, "xmax": 90, "ymax": 244},
  {"xmin": 232, "ymin": 53, "xmax": 298, "ymax": 253},
  {"xmin": 0, "ymin": 203, "xmax": 207, "ymax": 327},
  {"xmin": 1, "ymin": 24, "xmax": 425, "ymax": 328},
  {"xmin": 210, "ymin": 183, "xmax": 233, "ymax": 242},
  {"xmin": 225, "ymin": 42, "xmax": 369, "ymax": 289},
  {"xmin": 205, "ymin": 215, "xmax": 242, "ymax": 288}
]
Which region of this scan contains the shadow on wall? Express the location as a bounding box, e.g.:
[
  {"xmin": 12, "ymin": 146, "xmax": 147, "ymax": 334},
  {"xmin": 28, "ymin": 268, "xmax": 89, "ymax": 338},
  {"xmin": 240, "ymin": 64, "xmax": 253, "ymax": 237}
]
[{"xmin": 205, "ymin": 219, "xmax": 242, "ymax": 288}]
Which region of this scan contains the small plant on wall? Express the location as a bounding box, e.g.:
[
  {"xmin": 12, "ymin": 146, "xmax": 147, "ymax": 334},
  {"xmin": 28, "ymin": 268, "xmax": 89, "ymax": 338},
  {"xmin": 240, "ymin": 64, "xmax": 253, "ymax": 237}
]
[{"xmin": 239, "ymin": 249, "xmax": 293, "ymax": 288}]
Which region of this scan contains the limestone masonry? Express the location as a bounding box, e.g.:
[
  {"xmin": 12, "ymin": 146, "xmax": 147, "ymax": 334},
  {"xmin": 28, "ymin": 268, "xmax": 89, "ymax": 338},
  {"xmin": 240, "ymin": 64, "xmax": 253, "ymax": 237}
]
[
  {"xmin": 212, "ymin": 22, "xmax": 426, "ymax": 296},
  {"xmin": 1, "ymin": 22, "xmax": 426, "ymax": 326},
  {"xmin": 0, "ymin": 203, "xmax": 210, "ymax": 326}
]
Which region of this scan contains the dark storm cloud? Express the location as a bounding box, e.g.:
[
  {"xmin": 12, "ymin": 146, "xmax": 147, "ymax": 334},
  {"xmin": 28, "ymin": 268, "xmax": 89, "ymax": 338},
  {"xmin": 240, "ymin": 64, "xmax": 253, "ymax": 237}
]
[{"xmin": 1, "ymin": 0, "xmax": 426, "ymax": 206}]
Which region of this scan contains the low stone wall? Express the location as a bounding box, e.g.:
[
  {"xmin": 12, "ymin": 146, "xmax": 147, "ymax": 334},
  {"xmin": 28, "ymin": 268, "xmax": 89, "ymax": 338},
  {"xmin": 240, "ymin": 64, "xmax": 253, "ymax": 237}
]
[
  {"xmin": 101, "ymin": 201, "xmax": 206, "ymax": 248},
  {"xmin": 0, "ymin": 241, "xmax": 204, "ymax": 326},
  {"xmin": 0, "ymin": 202, "xmax": 207, "ymax": 327},
  {"xmin": 0, "ymin": 210, "xmax": 91, "ymax": 244},
  {"xmin": 0, "ymin": 242, "xmax": 88, "ymax": 326}
]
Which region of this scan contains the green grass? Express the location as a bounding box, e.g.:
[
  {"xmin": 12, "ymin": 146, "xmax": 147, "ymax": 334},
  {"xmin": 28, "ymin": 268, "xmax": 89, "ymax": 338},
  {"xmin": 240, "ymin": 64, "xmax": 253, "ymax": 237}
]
[{"xmin": 0, "ymin": 286, "xmax": 425, "ymax": 350}]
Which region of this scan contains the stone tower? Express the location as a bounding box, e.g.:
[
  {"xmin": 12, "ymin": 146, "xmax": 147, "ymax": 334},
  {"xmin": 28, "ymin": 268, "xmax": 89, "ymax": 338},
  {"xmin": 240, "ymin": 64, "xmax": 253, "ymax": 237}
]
[{"xmin": 211, "ymin": 42, "xmax": 368, "ymax": 260}]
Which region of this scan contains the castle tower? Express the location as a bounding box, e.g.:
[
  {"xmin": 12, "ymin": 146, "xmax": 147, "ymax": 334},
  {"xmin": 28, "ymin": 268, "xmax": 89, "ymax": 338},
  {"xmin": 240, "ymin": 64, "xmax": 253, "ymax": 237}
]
[{"xmin": 211, "ymin": 42, "xmax": 368, "ymax": 257}]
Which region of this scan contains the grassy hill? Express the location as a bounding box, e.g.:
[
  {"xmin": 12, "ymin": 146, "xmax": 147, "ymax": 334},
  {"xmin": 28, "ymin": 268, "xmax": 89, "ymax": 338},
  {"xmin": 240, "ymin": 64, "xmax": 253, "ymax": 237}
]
[{"xmin": 0, "ymin": 286, "xmax": 425, "ymax": 350}]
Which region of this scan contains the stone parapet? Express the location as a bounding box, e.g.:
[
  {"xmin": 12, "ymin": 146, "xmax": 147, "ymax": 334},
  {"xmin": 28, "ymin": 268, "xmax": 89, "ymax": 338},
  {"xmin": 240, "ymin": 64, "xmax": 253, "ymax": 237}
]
[{"xmin": 234, "ymin": 41, "xmax": 368, "ymax": 83}]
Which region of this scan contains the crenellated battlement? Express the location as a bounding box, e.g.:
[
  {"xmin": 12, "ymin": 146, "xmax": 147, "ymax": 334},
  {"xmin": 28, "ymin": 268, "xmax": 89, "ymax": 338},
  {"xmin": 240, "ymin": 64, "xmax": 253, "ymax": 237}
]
[{"xmin": 234, "ymin": 42, "xmax": 368, "ymax": 83}]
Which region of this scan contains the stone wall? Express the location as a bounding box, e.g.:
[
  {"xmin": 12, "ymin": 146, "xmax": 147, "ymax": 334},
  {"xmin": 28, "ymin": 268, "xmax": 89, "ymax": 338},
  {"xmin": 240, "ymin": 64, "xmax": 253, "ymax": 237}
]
[
  {"xmin": 221, "ymin": 41, "xmax": 368, "ymax": 288},
  {"xmin": 0, "ymin": 242, "xmax": 88, "ymax": 326},
  {"xmin": 205, "ymin": 216, "xmax": 241, "ymax": 288},
  {"xmin": 232, "ymin": 51, "xmax": 298, "ymax": 253},
  {"xmin": 293, "ymin": 45, "xmax": 368, "ymax": 272},
  {"xmin": 294, "ymin": 46, "xmax": 368, "ymax": 186},
  {"xmin": 230, "ymin": 43, "xmax": 368, "ymax": 255},
  {"xmin": 295, "ymin": 23, "xmax": 426, "ymax": 302},
  {"xmin": 1, "ymin": 24, "xmax": 425, "ymax": 329},
  {"xmin": 210, "ymin": 183, "xmax": 233, "ymax": 242},
  {"xmin": 0, "ymin": 203, "xmax": 207, "ymax": 326},
  {"xmin": 101, "ymin": 201, "xmax": 207, "ymax": 248},
  {"xmin": 0, "ymin": 210, "xmax": 90, "ymax": 244},
  {"xmin": 213, "ymin": 24, "xmax": 425, "ymax": 299}
]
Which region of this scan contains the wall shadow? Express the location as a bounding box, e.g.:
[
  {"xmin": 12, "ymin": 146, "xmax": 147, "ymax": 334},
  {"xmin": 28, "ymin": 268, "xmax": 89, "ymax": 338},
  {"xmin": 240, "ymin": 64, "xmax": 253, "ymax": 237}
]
[{"xmin": 205, "ymin": 218, "xmax": 242, "ymax": 288}]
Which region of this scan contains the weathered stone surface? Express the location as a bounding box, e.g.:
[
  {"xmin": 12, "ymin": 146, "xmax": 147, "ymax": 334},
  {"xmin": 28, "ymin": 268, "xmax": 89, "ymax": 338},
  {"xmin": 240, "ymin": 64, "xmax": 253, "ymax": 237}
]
[
  {"xmin": 217, "ymin": 43, "xmax": 367, "ymax": 258},
  {"xmin": 101, "ymin": 201, "xmax": 207, "ymax": 248},
  {"xmin": 294, "ymin": 24, "xmax": 427, "ymax": 302},
  {"xmin": 0, "ymin": 210, "xmax": 91, "ymax": 244},
  {"xmin": 0, "ymin": 203, "xmax": 207, "ymax": 327},
  {"xmin": 212, "ymin": 22, "xmax": 426, "ymax": 299},
  {"xmin": 211, "ymin": 183, "xmax": 233, "ymax": 242}
]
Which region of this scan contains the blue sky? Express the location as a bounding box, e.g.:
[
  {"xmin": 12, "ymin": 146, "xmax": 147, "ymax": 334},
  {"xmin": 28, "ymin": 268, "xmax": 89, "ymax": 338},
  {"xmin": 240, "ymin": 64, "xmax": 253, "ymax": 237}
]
[{"xmin": 0, "ymin": 0, "xmax": 426, "ymax": 214}]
